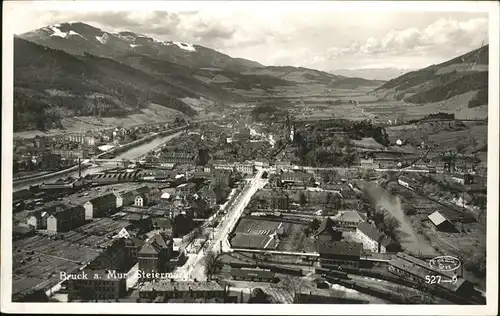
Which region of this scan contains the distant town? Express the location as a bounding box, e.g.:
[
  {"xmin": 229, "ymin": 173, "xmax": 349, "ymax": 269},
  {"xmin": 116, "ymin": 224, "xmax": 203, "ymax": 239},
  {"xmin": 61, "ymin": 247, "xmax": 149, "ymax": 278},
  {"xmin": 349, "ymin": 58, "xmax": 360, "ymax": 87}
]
[{"xmin": 11, "ymin": 110, "xmax": 487, "ymax": 304}]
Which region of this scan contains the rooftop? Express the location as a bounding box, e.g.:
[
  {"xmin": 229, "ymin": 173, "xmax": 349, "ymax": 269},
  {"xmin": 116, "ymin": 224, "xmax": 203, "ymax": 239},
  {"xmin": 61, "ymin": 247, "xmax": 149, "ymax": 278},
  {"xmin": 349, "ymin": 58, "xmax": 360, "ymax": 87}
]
[
  {"xmin": 427, "ymin": 211, "xmax": 448, "ymax": 226},
  {"xmin": 230, "ymin": 268, "xmax": 275, "ymax": 279},
  {"xmin": 331, "ymin": 211, "xmax": 365, "ymax": 223},
  {"xmin": 73, "ymin": 218, "xmax": 132, "ymax": 237},
  {"xmin": 13, "ymin": 235, "xmax": 102, "ymax": 294},
  {"xmin": 316, "ymin": 240, "xmax": 363, "ymax": 257},
  {"xmin": 139, "ymin": 280, "xmax": 224, "ymax": 292},
  {"xmin": 357, "ymin": 222, "xmax": 383, "ymax": 241}
]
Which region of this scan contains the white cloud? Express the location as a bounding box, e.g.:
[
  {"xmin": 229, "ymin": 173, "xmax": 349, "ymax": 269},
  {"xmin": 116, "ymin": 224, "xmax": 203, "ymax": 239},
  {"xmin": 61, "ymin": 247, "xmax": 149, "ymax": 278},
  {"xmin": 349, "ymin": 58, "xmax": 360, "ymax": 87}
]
[{"xmin": 328, "ymin": 17, "xmax": 488, "ymax": 58}]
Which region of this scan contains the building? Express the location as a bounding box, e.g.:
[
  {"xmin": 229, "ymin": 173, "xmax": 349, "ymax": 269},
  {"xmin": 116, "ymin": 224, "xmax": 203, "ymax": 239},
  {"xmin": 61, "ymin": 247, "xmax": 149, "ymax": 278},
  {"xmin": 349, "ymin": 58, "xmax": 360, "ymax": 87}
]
[
  {"xmin": 124, "ymin": 237, "xmax": 144, "ymax": 261},
  {"xmin": 47, "ymin": 205, "xmax": 86, "ymax": 233},
  {"xmin": 255, "ymin": 159, "xmax": 270, "ymax": 168},
  {"xmin": 451, "ymin": 174, "xmax": 474, "ymax": 185},
  {"xmin": 13, "ymin": 224, "xmax": 35, "ymax": 240},
  {"xmin": 209, "ymin": 160, "xmax": 235, "ymax": 171},
  {"xmin": 388, "ymin": 252, "xmax": 474, "ymax": 297},
  {"xmin": 163, "ymin": 152, "xmax": 197, "ymax": 165},
  {"xmin": 316, "ymin": 240, "xmax": 363, "ymax": 268},
  {"xmin": 134, "ymin": 195, "xmax": 146, "ymax": 207},
  {"xmin": 51, "ymin": 143, "xmax": 89, "ymax": 160},
  {"xmin": 118, "ymin": 186, "xmax": 152, "ymax": 208},
  {"xmin": 138, "ymin": 232, "xmax": 174, "ymax": 276},
  {"xmin": 359, "ymin": 159, "xmax": 379, "ymax": 169},
  {"xmin": 356, "ymin": 222, "xmax": 391, "ymax": 253},
  {"xmin": 397, "ymin": 176, "xmax": 419, "ymax": 190},
  {"xmin": 176, "ymin": 183, "xmax": 197, "ymax": 195},
  {"xmin": 26, "ymin": 203, "xmax": 65, "ymax": 229},
  {"xmin": 210, "ymin": 170, "xmax": 233, "ymax": 189},
  {"xmin": 330, "ymin": 211, "xmax": 365, "ymax": 230},
  {"xmin": 198, "ymin": 187, "xmax": 217, "ymax": 207},
  {"xmin": 275, "ymin": 160, "xmax": 292, "ymax": 171},
  {"xmin": 84, "ymin": 194, "xmax": 118, "ymax": 220},
  {"xmin": 236, "ymin": 163, "xmax": 254, "ymax": 175},
  {"xmin": 451, "ymin": 175, "xmax": 465, "ymax": 185},
  {"xmin": 87, "ymin": 238, "xmax": 130, "ymax": 271},
  {"xmin": 270, "ymin": 190, "xmax": 290, "ymax": 210},
  {"xmin": 139, "ymin": 280, "xmax": 226, "ymax": 301},
  {"xmin": 40, "ymin": 153, "xmax": 62, "ymax": 171},
  {"xmin": 427, "ymin": 211, "xmax": 458, "ymax": 233},
  {"xmin": 230, "ymin": 268, "xmax": 276, "ymax": 282},
  {"xmin": 67, "ymin": 133, "xmax": 96, "ymax": 146},
  {"xmin": 316, "ymin": 218, "xmax": 343, "ymax": 242},
  {"xmin": 67, "ymin": 269, "xmax": 127, "ymax": 301}
]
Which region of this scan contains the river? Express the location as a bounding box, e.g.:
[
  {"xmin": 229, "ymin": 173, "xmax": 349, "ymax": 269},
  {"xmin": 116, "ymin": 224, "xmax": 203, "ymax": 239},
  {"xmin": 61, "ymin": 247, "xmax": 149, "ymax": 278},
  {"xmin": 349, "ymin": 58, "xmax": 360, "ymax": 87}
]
[
  {"xmin": 357, "ymin": 180, "xmax": 436, "ymax": 256},
  {"xmin": 13, "ymin": 131, "xmax": 183, "ymax": 192}
]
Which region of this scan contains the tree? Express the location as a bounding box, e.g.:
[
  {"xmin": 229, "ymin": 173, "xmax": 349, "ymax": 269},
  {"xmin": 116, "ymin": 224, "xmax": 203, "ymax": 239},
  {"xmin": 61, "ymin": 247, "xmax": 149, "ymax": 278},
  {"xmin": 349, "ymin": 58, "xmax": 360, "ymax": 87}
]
[
  {"xmin": 186, "ymin": 226, "xmax": 203, "ymax": 245},
  {"xmin": 202, "ymin": 251, "xmax": 223, "ymax": 281},
  {"xmin": 322, "ymin": 172, "xmax": 330, "ymax": 184},
  {"xmin": 465, "ymin": 253, "xmax": 486, "ymax": 277},
  {"xmin": 272, "ymin": 275, "xmax": 302, "ymax": 303},
  {"xmin": 299, "ymin": 192, "xmax": 308, "ymax": 207},
  {"xmin": 248, "ymin": 288, "xmax": 272, "ymax": 303},
  {"xmin": 309, "ymin": 218, "xmax": 321, "ymax": 231},
  {"xmin": 382, "ymin": 214, "xmax": 401, "ymax": 237}
]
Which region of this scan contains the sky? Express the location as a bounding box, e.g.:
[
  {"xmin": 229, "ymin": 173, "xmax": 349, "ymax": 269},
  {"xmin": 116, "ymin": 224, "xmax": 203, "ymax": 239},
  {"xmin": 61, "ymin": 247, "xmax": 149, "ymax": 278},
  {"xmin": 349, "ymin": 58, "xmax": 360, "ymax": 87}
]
[{"xmin": 6, "ymin": 2, "xmax": 490, "ymax": 71}]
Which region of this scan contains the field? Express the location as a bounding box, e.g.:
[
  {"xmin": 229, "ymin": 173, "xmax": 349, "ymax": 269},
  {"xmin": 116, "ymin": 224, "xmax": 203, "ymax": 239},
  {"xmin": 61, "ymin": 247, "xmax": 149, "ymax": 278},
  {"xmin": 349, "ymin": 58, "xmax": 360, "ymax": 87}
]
[
  {"xmin": 385, "ymin": 121, "xmax": 487, "ymax": 152},
  {"xmin": 231, "ymin": 218, "xmax": 291, "ymax": 250},
  {"xmin": 13, "ymin": 103, "xmax": 184, "ymax": 139}
]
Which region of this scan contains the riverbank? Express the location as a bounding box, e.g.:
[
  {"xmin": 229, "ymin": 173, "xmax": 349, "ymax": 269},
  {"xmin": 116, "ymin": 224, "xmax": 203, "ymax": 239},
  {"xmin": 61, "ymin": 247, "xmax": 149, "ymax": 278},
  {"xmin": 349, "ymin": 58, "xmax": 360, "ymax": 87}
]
[
  {"xmin": 357, "ymin": 180, "xmax": 437, "ymax": 256},
  {"xmin": 13, "ymin": 126, "xmax": 188, "ymax": 192}
]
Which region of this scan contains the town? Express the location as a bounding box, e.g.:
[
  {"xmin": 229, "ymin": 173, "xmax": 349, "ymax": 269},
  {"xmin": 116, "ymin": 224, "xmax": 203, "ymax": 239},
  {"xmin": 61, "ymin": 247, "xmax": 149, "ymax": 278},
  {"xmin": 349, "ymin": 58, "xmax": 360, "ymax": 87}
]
[{"xmin": 11, "ymin": 111, "xmax": 487, "ymax": 304}]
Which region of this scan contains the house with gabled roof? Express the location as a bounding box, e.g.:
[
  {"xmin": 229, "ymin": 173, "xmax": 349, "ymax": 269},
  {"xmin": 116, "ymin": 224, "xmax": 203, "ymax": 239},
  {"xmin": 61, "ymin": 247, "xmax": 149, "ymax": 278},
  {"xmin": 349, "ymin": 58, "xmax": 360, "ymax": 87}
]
[
  {"xmin": 47, "ymin": 205, "xmax": 86, "ymax": 233},
  {"xmin": 84, "ymin": 193, "xmax": 117, "ymax": 219},
  {"xmin": 356, "ymin": 222, "xmax": 391, "ymax": 253},
  {"xmin": 138, "ymin": 232, "xmax": 174, "ymax": 276},
  {"xmin": 427, "ymin": 211, "xmax": 458, "ymax": 232},
  {"xmin": 330, "ymin": 211, "xmax": 366, "ymax": 230},
  {"xmin": 316, "ymin": 218, "xmax": 343, "ymax": 242}
]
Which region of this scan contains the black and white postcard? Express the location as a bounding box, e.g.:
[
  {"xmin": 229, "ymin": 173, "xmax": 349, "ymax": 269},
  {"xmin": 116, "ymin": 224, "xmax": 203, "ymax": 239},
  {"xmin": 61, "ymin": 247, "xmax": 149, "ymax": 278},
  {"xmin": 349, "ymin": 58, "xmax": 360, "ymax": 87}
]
[{"xmin": 1, "ymin": 1, "xmax": 498, "ymax": 315}]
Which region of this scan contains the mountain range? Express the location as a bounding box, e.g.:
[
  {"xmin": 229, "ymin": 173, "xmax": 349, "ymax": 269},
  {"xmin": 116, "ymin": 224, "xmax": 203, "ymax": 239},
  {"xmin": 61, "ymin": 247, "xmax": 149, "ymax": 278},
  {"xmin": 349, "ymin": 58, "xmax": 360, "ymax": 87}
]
[
  {"xmin": 13, "ymin": 22, "xmax": 489, "ymax": 132},
  {"xmin": 331, "ymin": 68, "xmax": 418, "ymax": 81},
  {"xmin": 15, "ymin": 22, "xmax": 385, "ymax": 132},
  {"xmin": 374, "ymin": 44, "xmax": 489, "ymax": 118}
]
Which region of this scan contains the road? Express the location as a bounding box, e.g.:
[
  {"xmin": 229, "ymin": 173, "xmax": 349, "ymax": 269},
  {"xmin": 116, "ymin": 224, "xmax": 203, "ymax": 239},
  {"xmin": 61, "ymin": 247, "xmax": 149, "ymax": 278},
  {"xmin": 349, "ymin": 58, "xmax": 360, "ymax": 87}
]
[
  {"xmin": 186, "ymin": 168, "xmax": 269, "ymax": 281},
  {"xmin": 300, "ymin": 166, "xmax": 446, "ymax": 174},
  {"xmin": 13, "ymin": 131, "xmax": 184, "ymax": 191}
]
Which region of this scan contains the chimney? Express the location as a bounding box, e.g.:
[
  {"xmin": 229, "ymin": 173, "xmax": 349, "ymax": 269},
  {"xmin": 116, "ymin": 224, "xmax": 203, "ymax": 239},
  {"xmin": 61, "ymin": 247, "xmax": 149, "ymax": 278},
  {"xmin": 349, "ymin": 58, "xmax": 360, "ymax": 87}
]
[{"xmin": 78, "ymin": 158, "xmax": 82, "ymax": 178}]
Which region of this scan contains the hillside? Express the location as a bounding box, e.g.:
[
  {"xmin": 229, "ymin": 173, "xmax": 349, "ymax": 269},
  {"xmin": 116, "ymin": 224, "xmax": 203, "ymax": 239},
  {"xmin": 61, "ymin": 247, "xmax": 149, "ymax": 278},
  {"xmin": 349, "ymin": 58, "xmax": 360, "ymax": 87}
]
[
  {"xmin": 20, "ymin": 22, "xmax": 263, "ymax": 72},
  {"xmin": 14, "ymin": 38, "xmax": 202, "ymax": 131},
  {"xmin": 14, "ymin": 22, "xmax": 384, "ymax": 132},
  {"xmin": 329, "ymin": 77, "xmax": 385, "ymax": 89},
  {"xmin": 331, "ymin": 68, "xmax": 415, "ymax": 81},
  {"xmin": 375, "ymin": 45, "xmax": 489, "ymax": 117}
]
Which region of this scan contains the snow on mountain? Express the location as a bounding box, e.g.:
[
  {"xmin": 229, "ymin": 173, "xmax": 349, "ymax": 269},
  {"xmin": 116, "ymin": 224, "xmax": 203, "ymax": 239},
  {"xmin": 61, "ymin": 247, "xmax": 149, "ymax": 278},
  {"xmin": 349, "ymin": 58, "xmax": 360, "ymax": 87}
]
[
  {"xmin": 20, "ymin": 22, "xmax": 263, "ymax": 72},
  {"xmin": 95, "ymin": 33, "xmax": 109, "ymax": 44},
  {"xmin": 48, "ymin": 25, "xmax": 68, "ymax": 38},
  {"xmin": 174, "ymin": 42, "xmax": 196, "ymax": 52},
  {"xmin": 68, "ymin": 30, "xmax": 86, "ymax": 40}
]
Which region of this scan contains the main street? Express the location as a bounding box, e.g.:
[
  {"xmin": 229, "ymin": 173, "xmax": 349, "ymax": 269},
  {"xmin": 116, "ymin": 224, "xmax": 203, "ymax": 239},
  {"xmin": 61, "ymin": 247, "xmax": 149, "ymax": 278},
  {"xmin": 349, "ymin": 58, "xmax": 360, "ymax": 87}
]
[{"xmin": 185, "ymin": 168, "xmax": 269, "ymax": 281}]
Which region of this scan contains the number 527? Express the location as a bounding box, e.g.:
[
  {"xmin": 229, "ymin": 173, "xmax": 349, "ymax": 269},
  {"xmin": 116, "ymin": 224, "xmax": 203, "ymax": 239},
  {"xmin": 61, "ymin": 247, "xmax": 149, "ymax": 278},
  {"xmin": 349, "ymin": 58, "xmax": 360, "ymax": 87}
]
[{"xmin": 425, "ymin": 275, "xmax": 441, "ymax": 284}]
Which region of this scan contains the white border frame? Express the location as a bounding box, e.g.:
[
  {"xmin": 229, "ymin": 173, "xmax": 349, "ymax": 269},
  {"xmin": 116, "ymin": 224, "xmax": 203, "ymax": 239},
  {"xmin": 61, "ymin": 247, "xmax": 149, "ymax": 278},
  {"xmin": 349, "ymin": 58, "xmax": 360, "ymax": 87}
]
[{"xmin": 2, "ymin": 1, "xmax": 499, "ymax": 315}]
